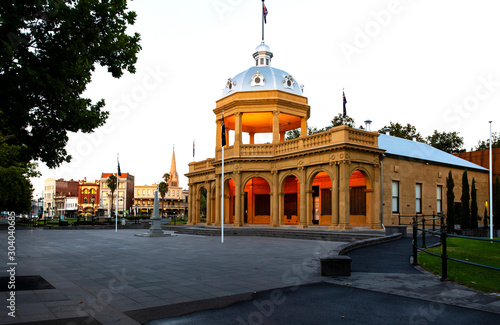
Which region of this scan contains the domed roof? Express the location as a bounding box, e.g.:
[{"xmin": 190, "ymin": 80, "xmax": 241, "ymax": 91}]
[{"xmin": 221, "ymin": 42, "xmax": 303, "ymax": 98}]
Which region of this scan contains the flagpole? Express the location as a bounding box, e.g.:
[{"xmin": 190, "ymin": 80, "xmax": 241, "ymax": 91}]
[
  {"xmin": 221, "ymin": 111, "xmax": 225, "ymax": 243},
  {"xmin": 489, "ymin": 121, "xmax": 493, "ymax": 240},
  {"xmin": 261, "ymin": 0, "xmax": 264, "ymax": 41},
  {"xmin": 116, "ymin": 154, "xmax": 119, "ymax": 232}
]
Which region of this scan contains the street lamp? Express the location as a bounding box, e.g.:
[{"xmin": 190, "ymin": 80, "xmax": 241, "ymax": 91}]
[{"xmin": 91, "ymin": 195, "xmax": 95, "ymax": 226}]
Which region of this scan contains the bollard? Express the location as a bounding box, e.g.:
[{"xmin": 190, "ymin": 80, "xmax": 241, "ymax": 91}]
[
  {"xmin": 441, "ymin": 224, "xmax": 447, "ymax": 281},
  {"xmin": 422, "ymin": 215, "xmax": 426, "ymax": 248},
  {"xmin": 412, "ymin": 216, "xmax": 418, "ymax": 266}
]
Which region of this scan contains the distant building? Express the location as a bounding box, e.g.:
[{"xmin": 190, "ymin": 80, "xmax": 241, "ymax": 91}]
[
  {"xmin": 455, "ymin": 148, "xmax": 500, "ymax": 180},
  {"xmin": 133, "ymin": 149, "xmax": 185, "ymax": 216},
  {"xmin": 43, "ymin": 178, "xmax": 79, "ymax": 219},
  {"xmin": 64, "ymin": 197, "xmax": 79, "ymax": 219},
  {"xmin": 100, "ymin": 173, "xmax": 134, "ymax": 217},
  {"xmin": 78, "ymin": 178, "xmax": 100, "ymax": 215}
]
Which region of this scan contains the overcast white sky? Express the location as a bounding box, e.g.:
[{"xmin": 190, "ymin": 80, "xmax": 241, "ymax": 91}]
[{"xmin": 31, "ymin": 0, "xmax": 500, "ymax": 197}]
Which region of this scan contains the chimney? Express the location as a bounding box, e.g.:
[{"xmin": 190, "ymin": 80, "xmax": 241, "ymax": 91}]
[{"xmin": 364, "ymin": 120, "xmax": 372, "ymax": 131}]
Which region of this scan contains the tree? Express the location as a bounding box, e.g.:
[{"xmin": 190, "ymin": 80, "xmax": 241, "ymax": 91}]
[
  {"xmin": 378, "ymin": 122, "xmax": 424, "ymax": 142},
  {"xmin": 470, "ymin": 178, "xmax": 478, "ymax": 229},
  {"xmin": 446, "ymin": 171, "xmax": 455, "ymax": 232},
  {"xmin": 474, "ymin": 132, "xmax": 500, "ymax": 151},
  {"xmin": 163, "ymin": 173, "xmax": 170, "ymax": 185},
  {"xmin": 460, "ymin": 170, "xmax": 470, "ymax": 229},
  {"xmin": 484, "ymin": 205, "xmax": 489, "ymax": 229},
  {"xmin": 426, "ymin": 130, "xmax": 465, "ymax": 154},
  {"xmin": 158, "ymin": 181, "xmax": 168, "ymax": 218},
  {"xmin": 332, "ymin": 113, "xmax": 356, "ymax": 128},
  {"xmin": 0, "ymin": 1, "xmax": 141, "ymax": 168},
  {"xmin": 285, "ymin": 126, "xmax": 327, "ymax": 140},
  {"xmin": 0, "ymin": 138, "xmax": 37, "ymax": 213},
  {"xmin": 106, "ymin": 175, "xmax": 117, "ymax": 219}
]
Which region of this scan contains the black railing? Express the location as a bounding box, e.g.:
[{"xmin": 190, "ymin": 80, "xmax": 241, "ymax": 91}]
[{"xmin": 412, "ymin": 215, "xmax": 500, "ymax": 281}]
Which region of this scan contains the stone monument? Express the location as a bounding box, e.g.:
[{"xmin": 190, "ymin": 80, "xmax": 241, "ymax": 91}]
[{"xmin": 135, "ymin": 190, "xmax": 173, "ymax": 237}]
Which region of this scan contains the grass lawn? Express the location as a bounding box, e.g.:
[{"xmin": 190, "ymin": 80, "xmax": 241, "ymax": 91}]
[{"xmin": 418, "ymin": 237, "xmax": 500, "ymax": 293}]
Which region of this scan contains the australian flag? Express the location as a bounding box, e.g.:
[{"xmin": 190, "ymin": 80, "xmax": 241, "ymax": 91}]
[
  {"xmin": 343, "ymin": 91, "xmax": 347, "ymax": 117},
  {"xmin": 221, "ymin": 114, "xmax": 226, "ymax": 147},
  {"xmin": 263, "ymin": 3, "xmax": 268, "ymax": 24}
]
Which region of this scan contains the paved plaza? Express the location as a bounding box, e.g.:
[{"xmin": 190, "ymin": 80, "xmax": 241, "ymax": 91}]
[{"xmin": 1, "ymin": 228, "xmax": 499, "ymax": 324}]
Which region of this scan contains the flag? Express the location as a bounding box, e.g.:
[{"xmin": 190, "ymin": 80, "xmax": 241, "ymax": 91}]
[
  {"xmin": 221, "ymin": 113, "xmax": 226, "ymax": 147},
  {"xmin": 193, "ymin": 140, "xmax": 195, "ymax": 158},
  {"xmin": 117, "ymin": 158, "xmax": 122, "ymax": 176},
  {"xmin": 263, "ymin": 3, "xmax": 268, "ymax": 24},
  {"xmin": 343, "ymin": 90, "xmax": 347, "ymax": 117}
]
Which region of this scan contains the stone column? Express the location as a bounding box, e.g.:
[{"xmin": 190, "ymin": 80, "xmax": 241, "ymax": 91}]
[
  {"xmin": 188, "ymin": 185, "xmax": 195, "ymax": 225},
  {"xmin": 216, "ymin": 120, "xmax": 222, "ymax": 151},
  {"xmin": 330, "ymin": 164, "xmax": 340, "ymax": 229},
  {"xmin": 214, "ymin": 176, "xmax": 221, "ymax": 226},
  {"xmin": 272, "ymin": 111, "xmax": 280, "ymax": 144},
  {"xmin": 306, "ymin": 189, "xmax": 313, "ymax": 227},
  {"xmin": 234, "ymin": 112, "xmax": 242, "ymax": 155},
  {"xmin": 300, "ymin": 117, "xmax": 307, "ymax": 137},
  {"xmin": 206, "ymin": 183, "xmax": 213, "ymax": 225},
  {"xmin": 271, "ymin": 171, "xmax": 279, "ymax": 227},
  {"xmin": 338, "ymin": 161, "xmax": 352, "ymax": 230},
  {"xmin": 234, "ymin": 172, "xmax": 243, "ymax": 227},
  {"xmin": 298, "ymin": 167, "xmax": 308, "ymax": 228},
  {"xmin": 249, "ymin": 132, "xmax": 255, "ymax": 145},
  {"xmin": 371, "ymin": 165, "xmax": 383, "ymax": 229}
]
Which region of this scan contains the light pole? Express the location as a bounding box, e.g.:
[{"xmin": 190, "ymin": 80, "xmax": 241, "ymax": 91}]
[{"xmin": 91, "ymin": 195, "xmax": 95, "ymax": 226}]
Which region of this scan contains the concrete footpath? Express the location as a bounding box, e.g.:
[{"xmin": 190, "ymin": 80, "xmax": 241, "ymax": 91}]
[{"xmin": 0, "ymin": 228, "xmax": 499, "ymax": 324}]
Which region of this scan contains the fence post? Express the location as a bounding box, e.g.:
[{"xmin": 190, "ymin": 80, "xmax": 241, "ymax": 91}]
[
  {"xmin": 432, "ymin": 211, "xmax": 436, "ymax": 232},
  {"xmin": 412, "ymin": 216, "xmax": 418, "ymax": 265},
  {"xmin": 422, "ymin": 215, "xmax": 426, "ymax": 248},
  {"xmin": 441, "ymin": 224, "xmax": 447, "ymax": 281}
]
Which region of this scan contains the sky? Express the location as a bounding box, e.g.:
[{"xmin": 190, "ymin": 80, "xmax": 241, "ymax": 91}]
[{"xmin": 31, "ymin": 0, "xmax": 500, "ymax": 198}]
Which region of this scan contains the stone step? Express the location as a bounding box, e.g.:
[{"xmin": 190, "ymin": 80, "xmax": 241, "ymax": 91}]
[{"xmin": 161, "ymin": 226, "xmax": 383, "ymax": 242}]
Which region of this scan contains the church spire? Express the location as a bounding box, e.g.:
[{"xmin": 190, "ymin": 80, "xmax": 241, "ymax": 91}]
[{"xmin": 168, "ymin": 147, "xmax": 178, "ymax": 187}]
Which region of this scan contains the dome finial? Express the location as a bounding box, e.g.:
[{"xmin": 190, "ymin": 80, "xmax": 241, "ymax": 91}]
[{"xmin": 253, "ymin": 42, "xmax": 273, "ymax": 67}]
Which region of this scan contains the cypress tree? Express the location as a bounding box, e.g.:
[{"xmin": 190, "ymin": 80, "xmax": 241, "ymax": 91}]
[
  {"xmin": 494, "ymin": 175, "xmax": 500, "ymax": 229},
  {"xmin": 460, "ymin": 170, "xmax": 470, "ymax": 229},
  {"xmin": 446, "ymin": 171, "xmax": 455, "ymax": 232},
  {"xmin": 470, "ymin": 178, "xmax": 478, "ymax": 229}
]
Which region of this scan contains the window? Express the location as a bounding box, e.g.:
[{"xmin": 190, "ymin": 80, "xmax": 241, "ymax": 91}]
[
  {"xmin": 255, "ymin": 194, "xmax": 270, "ymax": 216},
  {"xmin": 148, "ymin": 190, "xmax": 150, "ymax": 196},
  {"xmin": 83, "ymin": 189, "xmax": 88, "ymax": 194},
  {"xmin": 137, "ymin": 190, "xmax": 140, "ymax": 196},
  {"xmin": 437, "ymin": 185, "xmax": 443, "ymax": 213},
  {"xmin": 350, "ymin": 187, "xmax": 366, "ymax": 215},
  {"xmin": 90, "ymin": 189, "xmax": 96, "ymax": 194},
  {"xmin": 416, "ymin": 183, "xmax": 422, "ymax": 214},
  {"xmin": 142, "ymin": 190, "xmax": 145, "ymax": 195},
  {"xmin": 392, "ymin": 181, "xmax": 399, "ymax": 213},
  {"xmin": 284, "ymin": 193, "xmax": 297, "ymax": 217},
  {"xmin": 83, "ymin": 197, "xmax": 88, "ymax": 204},
  {"xmin": 321, "ymin": 189, "xmax": 332, "ymax": 215}
]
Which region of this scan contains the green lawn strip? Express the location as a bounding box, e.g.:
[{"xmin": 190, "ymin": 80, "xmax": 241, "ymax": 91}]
[{"xmin": 418, "ymin": 237, "xmax": 500, "ymax": 293}]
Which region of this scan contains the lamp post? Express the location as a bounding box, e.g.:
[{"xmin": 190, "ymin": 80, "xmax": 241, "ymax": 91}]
[{"xmin": 91, "ymin": 195, "xmax": 95, "ymax": 226}]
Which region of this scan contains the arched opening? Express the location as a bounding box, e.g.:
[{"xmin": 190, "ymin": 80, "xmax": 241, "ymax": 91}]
[
  {"xmin": 223, "ymin": 179, "xmax": 235, "ymax": 224},
  {"xmin": 349, "ymin": 170, "xmax": 369, "ymax": 227},
  {"xmin": 283, "ymin": 176, "xmax": 300, "ymax": 225},
  {"xmin": 199, "ymin": 187, "xmax": 207, "ymax": 223},
  {"xmin": 311, "ymin": 171, "xmax": 332, "ymax": 226},
  {"xmin": 244, "ymin": 177, "xmax": 271, "ymax": 224}
]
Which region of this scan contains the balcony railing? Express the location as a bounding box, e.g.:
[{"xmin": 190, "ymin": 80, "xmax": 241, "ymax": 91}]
[{"xmin": 190, "ymin": 126, "xmax": 379, "ymax": 173}]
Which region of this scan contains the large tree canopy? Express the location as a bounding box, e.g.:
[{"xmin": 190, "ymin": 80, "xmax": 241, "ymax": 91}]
[
  {"xmin": 426, "ymin": 130, "xmax": 465, "ymax": 154},
  {"xmin": 378, "ymin": 122, "xmax": 424, "ymax": 142},
  {"xmin": 0, "ymin": 0, "xmax": 141, "ymax": 168}
]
